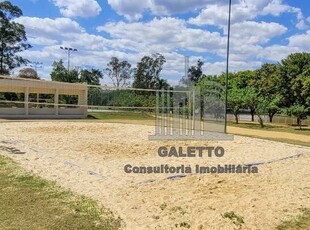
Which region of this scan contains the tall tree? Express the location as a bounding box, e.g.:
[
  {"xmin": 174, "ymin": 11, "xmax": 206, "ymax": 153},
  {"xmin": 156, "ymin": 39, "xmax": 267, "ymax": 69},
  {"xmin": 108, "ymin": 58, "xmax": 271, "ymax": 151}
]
[
  {"xmin": 266, "ymin": 95, "xmax": 282, "ymax": 123},
  {"xmin": 50, "ymin": 60, "xmax": 78, "ymax": 83},
  {"xmin": 155, "ymin": 78, "xmax": 170, "ymax": 90},
  {"xmin": 132, "ymin": 53, "xmax": 166, "ymax": 89},
  {"xmin": 227, "ymin": 88, "xmax": 244, "ymax": 124},
  {"xmin": 181, "ymin": 59, "xmax": 204, "ymax": 85},
  {"xmin": 18, "ymin": 67, "xmax": 39, "ymax": 79},
  {"xmin": 243, "ymin": 87, "xmax": 258, "ymax": 122},
  {"xmin": 0, "ymin": 1, "xmax": 31, "ymax": 74},
  {"xmin": 280, "ymin": 53, "xmax": 310, "ymax": 107},
  {"xmin": 106, "ymin": 57, "xmax": 132, "ymax": 87},
  {"xmin": 80, "ymin": 68, "xmax": 103, "ymax": 85},
  {"xmin": 256, "ymin": 63, "xmax": 281, "ymax": 97},
  {"xmin": 255, "ymin": 96, "xmax": 269, "ymax": 128}
]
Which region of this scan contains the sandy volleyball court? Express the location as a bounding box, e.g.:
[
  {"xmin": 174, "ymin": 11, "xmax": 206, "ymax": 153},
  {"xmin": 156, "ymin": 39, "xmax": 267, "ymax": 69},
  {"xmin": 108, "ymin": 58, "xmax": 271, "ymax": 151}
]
[{"xmin": 0, "ymin": 121, "xmax": 309, "ymax": 229}]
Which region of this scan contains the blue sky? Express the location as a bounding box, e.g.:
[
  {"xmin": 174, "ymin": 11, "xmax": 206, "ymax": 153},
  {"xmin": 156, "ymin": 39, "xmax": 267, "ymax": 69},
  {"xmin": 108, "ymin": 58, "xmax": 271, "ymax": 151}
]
[{"xmin": 9, "ymin": 0, "xmax": 310, "ymax": 85}]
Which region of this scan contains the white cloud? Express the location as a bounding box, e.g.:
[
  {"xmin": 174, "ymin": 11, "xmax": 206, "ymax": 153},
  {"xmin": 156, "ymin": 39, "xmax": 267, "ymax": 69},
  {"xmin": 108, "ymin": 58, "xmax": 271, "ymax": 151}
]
[
  {"xmin": 12, "ymin": 0, "xmax": 310, "ymax": 85},
  {"xmin": 97, "ymin": 17, "xmax": 225, "ymax": 54},
  {"xmin": 230, "ymin": 21, "xmax": 287, "ymax": 44},
  {"xmin": 107, "ymin": 0, "xmax": 151, "ymax": 21},
  {"xmin": 52, "ymin": 0, "xmax": 102, "ymax": 18},
  {"xmin": 27, "ymin": 37, "xmax": 58, "ymax": 46},
  {"xmin": 107, "ymin": 0, "xmax": 233, "ymax": 21},
  {"xmin": 189, "ymin": 0, "xmax": 305, "ymax": 30},
  {"xmin": 189, "ymin": 1, "xmax": 258, "ymax": 26},
  {"xmin": 296, "ymin": 20, "xmax": 308, "ymax": 30},
  {"xmin": 150, "ymin": 0, "xmax": 228, "ymax": 15},
  {"xmin": 14, "ymin": 17, "xmax": 84, "ymax": 40},
  {"xmin": 257, "ymin": 30, "xmax": 310, "ymax": 62},
  {"xmin": 261, "ymin": 0, "xmax": 294, "ymax": 16},
  {"xmin": 288, "ymin": 30, "xmax": 310, "ymax": 51}
]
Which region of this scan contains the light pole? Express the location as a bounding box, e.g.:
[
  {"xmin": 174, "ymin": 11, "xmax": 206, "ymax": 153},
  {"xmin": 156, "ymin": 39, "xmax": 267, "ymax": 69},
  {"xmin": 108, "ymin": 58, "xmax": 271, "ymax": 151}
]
[
  {"xmin": 224, "ymin": 0, "xmax": 232, "ymax": 134},
  {"xmin": 60, "ymin": 46, "xmax": 78, "ymax": 72},
  {"xmin": 185, "ymin": 56, "xmax": 189, "ymax": 82}
]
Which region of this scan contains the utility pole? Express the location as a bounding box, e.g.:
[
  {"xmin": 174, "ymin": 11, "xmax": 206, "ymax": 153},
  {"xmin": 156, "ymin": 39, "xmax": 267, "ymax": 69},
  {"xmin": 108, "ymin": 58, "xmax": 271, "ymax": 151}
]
[
  {"xmin": 185, "ymin": 56, "xmax": 189, "ymax": 82},
  {"xmin": 60, "ymin": 46, "xmax": 78, "ymax": 72},
  {"xmin": 224, "ymin": 0, "xmax": 232, "ymax": 134}
]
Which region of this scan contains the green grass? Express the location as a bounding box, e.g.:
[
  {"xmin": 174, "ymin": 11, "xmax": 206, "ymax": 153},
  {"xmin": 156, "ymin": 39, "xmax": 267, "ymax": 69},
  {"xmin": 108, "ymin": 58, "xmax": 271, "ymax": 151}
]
[
  {"xmin": 228, "ymin": 121, "xmax": 310, "ymax": 136},
  {"xmin": 88, "ymin": 111, "xmax": 154, "ymax": 121},
  {"xmin": 276, "ymin": 208, "xmax": 310, "ymax": 230},
  {"xmin": 0, "ymin": 155, "xmax": 122, "ymax": 230},
  {"xmin": 222, "ymin": 211, "xmax": 244, "ymax": 229}
]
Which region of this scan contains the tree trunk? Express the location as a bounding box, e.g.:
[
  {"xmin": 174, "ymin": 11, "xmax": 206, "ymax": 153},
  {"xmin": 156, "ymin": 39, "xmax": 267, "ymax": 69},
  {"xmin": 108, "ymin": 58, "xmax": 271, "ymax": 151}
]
[
  {"xmin": 297, "ymin": 118, "xmax": 300, "ymax": 126},
  {"xmin": 250, "ymin": 109, "xmax": 255, "ymax": 122},
  {"xmin": 234, "ymin": 114, "xmax": 239, "ymax": 124},
  {"xmin": 269, "ymin": 112, "xmax": 275, "ymax": 123},
  {"xmin": 257, "ymin": 115, "xmax": 264, "ymax": 128}
]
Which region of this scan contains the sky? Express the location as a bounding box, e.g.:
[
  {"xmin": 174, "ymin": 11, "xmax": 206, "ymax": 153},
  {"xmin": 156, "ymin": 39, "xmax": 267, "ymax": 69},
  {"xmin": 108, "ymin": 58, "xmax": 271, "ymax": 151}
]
[{"xmin": 8, "ymin": 0, "xmax": 310, "ymax": 85}]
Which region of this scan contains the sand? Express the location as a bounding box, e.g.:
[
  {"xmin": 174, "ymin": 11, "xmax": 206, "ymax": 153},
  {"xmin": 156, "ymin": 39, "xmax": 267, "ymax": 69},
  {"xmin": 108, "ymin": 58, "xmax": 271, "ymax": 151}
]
[{"xmin": 0, "ymin": 121, "xmax": 310, "ymax": 230}]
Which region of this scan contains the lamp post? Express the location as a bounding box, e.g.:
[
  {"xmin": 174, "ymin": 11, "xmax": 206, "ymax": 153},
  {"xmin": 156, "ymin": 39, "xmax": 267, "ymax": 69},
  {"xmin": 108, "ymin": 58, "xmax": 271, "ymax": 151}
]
[
  {"xmin": 224, "ymin": 0, "xmax": 232, "ymax": 134},
  {"xmin": 60, "ymin": 46, "xmax": 78, "ymax": 72}
]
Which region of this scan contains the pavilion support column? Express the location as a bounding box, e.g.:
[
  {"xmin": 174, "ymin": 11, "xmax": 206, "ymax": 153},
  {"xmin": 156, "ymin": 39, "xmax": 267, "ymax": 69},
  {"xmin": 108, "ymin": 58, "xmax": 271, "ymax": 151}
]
[
  {"xmin": 25, "ymin": 87, "xmax": 29, "ymax": 116},
  {"xmin": 83, "ymin": 88, "xmax": 88, "ymax": 117},
  {"xmin": 55, "ymin": 89, "xmax": 59, "ymax": 116}
]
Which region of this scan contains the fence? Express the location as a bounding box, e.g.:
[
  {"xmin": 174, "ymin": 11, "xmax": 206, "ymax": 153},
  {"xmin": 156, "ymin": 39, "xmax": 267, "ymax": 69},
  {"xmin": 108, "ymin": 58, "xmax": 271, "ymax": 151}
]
[{"xmin": 0, "ymin": 76, "xmax": 233, "ymax": 140}]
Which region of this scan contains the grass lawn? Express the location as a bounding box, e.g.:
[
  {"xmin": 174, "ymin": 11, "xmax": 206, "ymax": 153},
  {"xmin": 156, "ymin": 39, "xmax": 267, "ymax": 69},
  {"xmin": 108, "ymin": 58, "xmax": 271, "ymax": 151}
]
[
  {"xmin": 0, "ymin": 155, "xmax": 122, "ymax": 230},
  {"xmin": 88, "ymin": 111, "xmax": 154, "ymax": 121},
  {"xmin": 276, "ymin": 209, "xmax": 310, "ymax": 230},
  {"xmin": 228, "ymin": 121, "xmax": 310, "ymax": 136}
]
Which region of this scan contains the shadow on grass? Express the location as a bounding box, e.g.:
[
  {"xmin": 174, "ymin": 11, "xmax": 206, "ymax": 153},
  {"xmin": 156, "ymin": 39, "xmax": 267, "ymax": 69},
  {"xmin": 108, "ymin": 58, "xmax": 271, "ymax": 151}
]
[{"xmin": 0, "ymin": 156, "xmax": 122, "ymax": 230}]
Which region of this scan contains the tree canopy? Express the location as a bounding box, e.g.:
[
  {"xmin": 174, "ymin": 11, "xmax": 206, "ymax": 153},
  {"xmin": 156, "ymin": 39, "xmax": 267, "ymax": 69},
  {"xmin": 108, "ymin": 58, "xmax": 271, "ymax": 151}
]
[
  {"xmin": 0, "ymin": 1, "xmax": 31, "ymax": 75},
  {"xmin": 106, "ymin": 57, "xmax": 132, "ymax": 87},
  {"xmin": 18, "ymin": 67, "xmax": 39, "ymax": 79},
  {"xmin": 51, "ymin": 60, "xmax": 102, "ymax": 85},
  {"xmin": 132, "ymin": 53, "xmax": 167, "ymax": 89}
]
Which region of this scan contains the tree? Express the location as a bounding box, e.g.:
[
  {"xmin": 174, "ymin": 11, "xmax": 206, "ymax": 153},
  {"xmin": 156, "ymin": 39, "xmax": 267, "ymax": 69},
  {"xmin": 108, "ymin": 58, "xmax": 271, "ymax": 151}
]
[
  {"xmin": 230, "ymin": 70, "xmax": 257, "ymax": 89},
  {"xmin": 181, "ymin": 59, "xmax": 204, "ymax": 85},
  {"xmin": 132, "ymin": 53, "xmax": 166, "ymax": 89},
  {"xmin": 255, "ymin": 96, "xmax": 269, "ymax": 128},
  {"xmin": 266, "ymin": 95, "xmax": 282, "ymax": 123},
  {"xmin": 50, "ymin": 60, "xmax": 79, "ymax": 83},
  {"xmin": 0, "ymin": 1, "xmax": 31, "ymax": 74},
  {"xmin": 227, "ymin": 88, "xmax": 244, "ymax": 124},
  {"xmin": 155, "ymin": 78, "xmax": 170, "ymax": 90},
  {"xmin": 51, "ymin": 60, "xmax": 67, "ymax": 82},
  {"xmin": 243, "ymin": 87, "xmax": 258, "ymax": 122},
  {"xmin": 106, "ymin": 57, "xmax": 132, "ymax": 87},
  {"xmin": 18, "ymin": 67, "xmax": 39, "ymax": 79},
  {"xmin": 80, "ymin": 68, "xmax": 103, "ymax": 85},
  {"xmin": 287, "ymin": 105, "xmax": 309, "ymax": 129},
  {"xmin": 256, "ymin": 63, "xmax": 281, "ymax": 97},
  {"xmin": 280, "ymin": 53, "xmax": 310, "ymax": 107},
  {"xmin": 188, "ymin": 59, "xmax": 204, "ymax": 84}
]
